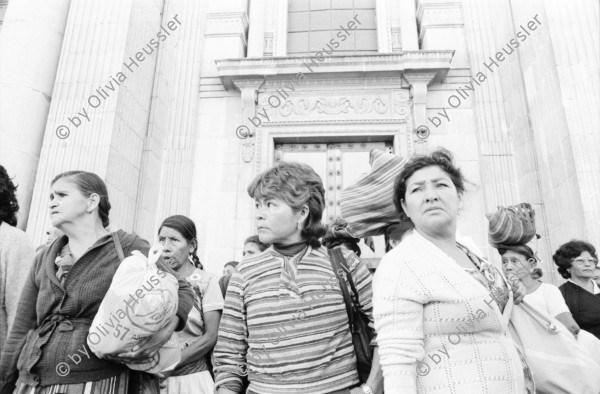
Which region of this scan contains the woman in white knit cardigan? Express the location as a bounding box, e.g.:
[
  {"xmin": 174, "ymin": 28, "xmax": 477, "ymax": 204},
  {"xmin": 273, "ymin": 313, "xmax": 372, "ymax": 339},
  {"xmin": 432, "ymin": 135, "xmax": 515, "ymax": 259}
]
[{"xmin": 373, "ymin": 149, "xmax": 533, "ymax": 394}]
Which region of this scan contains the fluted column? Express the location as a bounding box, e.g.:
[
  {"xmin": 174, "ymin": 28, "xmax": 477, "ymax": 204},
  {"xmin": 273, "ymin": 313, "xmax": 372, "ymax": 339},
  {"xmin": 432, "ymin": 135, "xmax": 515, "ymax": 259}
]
[
  {"xmin": 540, "ymin": 0, "xmax": 600, "ymax": 244},
  {"xmin": 191, "ymin": 0, "xmax": 251, "ymax": 270},
  {"xmin": 460, "ymin": 0, "xmax": 521, "ymax": 207},
  {"xmin": 271, "ymin": 0, "xmax": 287, "ymax": 56},
  {"xmin": 396, "ymin": 0, "xmax": 419, "ymax": 50},
  {"xmin": 133, "ymin": 0, "xmax": 208, "ymax": 243},
  {"xmin": 0, "ymin": 0, "xmax": 71, "ymax": 229},
  {"xmin": 247, "ymin": 0, "xmax": 266, "ymax": 57},
  {"xmin": 376, "ymin": 0, "xmax": 393, "ymax": 53},
  {"xmin": 26, "ymin": 0, "xmax": 165, "ymax": 243},
  {"xmin": 505, "ymin": 0, "xmax": 589, "ymax": 262}
]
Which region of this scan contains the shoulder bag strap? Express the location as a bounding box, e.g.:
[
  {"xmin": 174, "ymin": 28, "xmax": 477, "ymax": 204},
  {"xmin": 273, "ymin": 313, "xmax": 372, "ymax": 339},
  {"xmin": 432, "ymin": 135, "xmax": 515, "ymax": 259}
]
[
  {"xmin": 328, "ymin": 247, "xmax": 354, "ymax": 332},
  {"xmin": 112, "ymin": 232, "xmax": 125, "ymax": 262},
  {"xmin": 334, "ymin": 250, "xmax": 363, "ymax": 308}
]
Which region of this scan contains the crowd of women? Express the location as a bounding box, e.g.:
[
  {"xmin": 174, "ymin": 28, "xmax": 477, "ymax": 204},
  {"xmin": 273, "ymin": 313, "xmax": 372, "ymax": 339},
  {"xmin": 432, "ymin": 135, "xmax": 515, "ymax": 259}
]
[{"xmin": 0, "ymin": 148, "xmax": 599, "ymax": 394}]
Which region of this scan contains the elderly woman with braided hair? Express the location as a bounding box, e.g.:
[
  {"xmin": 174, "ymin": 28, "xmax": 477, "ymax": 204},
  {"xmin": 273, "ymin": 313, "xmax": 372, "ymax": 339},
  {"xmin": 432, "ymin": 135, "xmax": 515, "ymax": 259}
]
[{"xmin": 157, "ymin": 215, "xmax": 224, "ymax": 393}]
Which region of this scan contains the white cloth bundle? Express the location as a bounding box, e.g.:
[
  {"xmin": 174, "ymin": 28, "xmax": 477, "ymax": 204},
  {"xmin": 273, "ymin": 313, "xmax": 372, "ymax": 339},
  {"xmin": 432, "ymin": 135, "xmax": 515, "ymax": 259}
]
[
  {"xmin": 88, "ymin": 247, "xmax": 181, "ymax": 373},
  {"xmin": 510, "ymin": 301, "xmax": 600, "ymax": 394}
]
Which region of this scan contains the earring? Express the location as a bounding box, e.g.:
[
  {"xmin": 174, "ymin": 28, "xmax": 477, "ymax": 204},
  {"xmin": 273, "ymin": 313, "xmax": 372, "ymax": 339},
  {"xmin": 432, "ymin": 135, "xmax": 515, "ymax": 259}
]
[
  {"xmin": 297, "ymin": 222, "xmax": 302, "ymax": 230},
  {"xmin": 188, "ymin": 254, "xmax": 195, "ymax": 265}
]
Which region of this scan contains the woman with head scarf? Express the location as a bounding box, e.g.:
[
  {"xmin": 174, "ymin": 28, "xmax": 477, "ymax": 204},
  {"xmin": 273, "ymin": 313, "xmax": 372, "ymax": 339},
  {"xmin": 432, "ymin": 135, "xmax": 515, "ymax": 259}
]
[
  {"xmin": 213, "ymin": 161, "xmax": 383, "ymax": 394},
  {"xmin": 0, "ymin": 171, "xmax": 193, "ymax": 394},
  {"xmin": 373, "ymin": 149, "xmax": 533, "ymax": 393}
]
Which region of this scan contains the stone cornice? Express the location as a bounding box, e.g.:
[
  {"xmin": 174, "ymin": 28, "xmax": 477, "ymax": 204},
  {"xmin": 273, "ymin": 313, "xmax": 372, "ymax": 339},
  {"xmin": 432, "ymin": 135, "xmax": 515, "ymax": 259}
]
[{"xmin": 216, "ymin": 51, "xmax": 454, "ymax": 90}]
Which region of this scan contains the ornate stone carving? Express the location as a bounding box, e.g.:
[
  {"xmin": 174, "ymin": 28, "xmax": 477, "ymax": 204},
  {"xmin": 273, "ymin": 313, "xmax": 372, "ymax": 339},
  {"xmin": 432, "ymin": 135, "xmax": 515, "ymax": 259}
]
[
  {"xmin": 392, "ymin": 91, "xmax": 410, "ymax": 119},
  {"xmin": 277, "ymin": 97, "xmax": 388, "ymax": 117}
]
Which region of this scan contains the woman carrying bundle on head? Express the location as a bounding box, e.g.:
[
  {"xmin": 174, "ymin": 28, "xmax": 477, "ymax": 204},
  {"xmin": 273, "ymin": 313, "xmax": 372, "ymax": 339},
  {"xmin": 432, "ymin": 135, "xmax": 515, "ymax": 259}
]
[
  {"xmin": 497, "ymin": 244, "xmax": 580, "ymax": 337},
  {"xmin": 157, "ymin": 215, "xmax": 224, "ymax": 393},
  {"xmin": 213, "ymin": 161, "xmax": 383, "ymax": 394},
  {"xmin": 488, "ymin": 204, "xmax": 600, "ymax": 393}
]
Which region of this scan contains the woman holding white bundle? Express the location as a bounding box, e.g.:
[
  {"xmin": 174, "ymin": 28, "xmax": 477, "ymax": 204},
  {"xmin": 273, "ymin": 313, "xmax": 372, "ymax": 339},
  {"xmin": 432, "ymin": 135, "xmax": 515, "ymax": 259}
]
[
  {"xmin": 157, "ymin": 215, "xmax": 224, "ymax": 394},
  {"xmin": 0, "ymin": 171, "xmax": 193, "ymax": 394}
]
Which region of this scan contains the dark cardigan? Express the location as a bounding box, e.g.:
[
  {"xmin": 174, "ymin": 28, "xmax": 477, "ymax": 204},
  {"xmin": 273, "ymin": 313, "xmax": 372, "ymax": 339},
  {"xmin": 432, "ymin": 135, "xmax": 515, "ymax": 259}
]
[
  {"xmin": 559, "ymin": 280, "xmax": 600, "ymax": 339},
  {"xmin": 0, "ymin": 230, "xmax": 193, "ymax": 391}
]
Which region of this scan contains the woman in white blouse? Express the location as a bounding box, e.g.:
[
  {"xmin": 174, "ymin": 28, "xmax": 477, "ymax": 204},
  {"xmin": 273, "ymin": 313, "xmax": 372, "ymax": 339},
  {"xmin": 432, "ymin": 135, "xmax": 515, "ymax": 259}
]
[
  {"xmin": 373, "ymin": 149, "xmax": 533, "ymax": 394},
  {"xmin": 498, "ymin": 244, "xmax": 580, "ymax": 337}
]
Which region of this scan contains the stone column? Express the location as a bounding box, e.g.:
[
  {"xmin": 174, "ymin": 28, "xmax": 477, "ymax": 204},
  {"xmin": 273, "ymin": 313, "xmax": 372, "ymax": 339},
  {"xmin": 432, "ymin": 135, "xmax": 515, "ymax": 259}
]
[
  {"xmin": 247, "ymin": 0, "xmax": 266, "ymax": 57},
  {"xmin": 191, "ymin": 0, "xmax": 251, "ymax": 270},
  {"xmin": 396, "ymin": 0, "xmax": 419, "ymax": 50},
  {"xmin": 133, "ymin": 0, "xmax": 209, "ymax": 243},
  {"xmin": 461, "ymin": 0, "xmax": 558, "ymax": 276},
  {"xmin": 0, "ymin": 0, "xmax": 71, "ymax": 229},
  {"xmin": 376, "ymin": 0, "xmax": 393, "ymax": 53},
  {"xmin": 539, "ymin": 0, "xmax": 600, "ymax": 244},
  {"xmin": 271, "ymin": 0, "xmax": 287, "ymax": 56},
  {"xmin": 25, "ymin": 0, "xmax": 165, "ymax": 243}
]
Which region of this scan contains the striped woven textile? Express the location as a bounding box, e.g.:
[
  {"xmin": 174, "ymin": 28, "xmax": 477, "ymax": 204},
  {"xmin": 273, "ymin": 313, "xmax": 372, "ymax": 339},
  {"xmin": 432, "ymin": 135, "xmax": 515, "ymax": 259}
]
[
  {"xmin": 13, "ymin": 371, "xmax": 128, "ymax": 394},
  {"xmin": 340, "ymin": 149, "xmax": 407, "ymax": 238},
  {"xmin": 486, "ymin": 203, "xmax": 537, "ymax": 248},
  {"xmin": 213, "ymin": 246, "xmax": 375, "ymax": 394}
]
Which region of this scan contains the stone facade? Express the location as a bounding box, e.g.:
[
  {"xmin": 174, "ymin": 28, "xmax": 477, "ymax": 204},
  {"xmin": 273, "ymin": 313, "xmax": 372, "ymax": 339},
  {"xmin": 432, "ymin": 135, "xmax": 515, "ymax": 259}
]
[{"xmin": 0, "ymin": 0, "xmax": 597, "ymax": 281}]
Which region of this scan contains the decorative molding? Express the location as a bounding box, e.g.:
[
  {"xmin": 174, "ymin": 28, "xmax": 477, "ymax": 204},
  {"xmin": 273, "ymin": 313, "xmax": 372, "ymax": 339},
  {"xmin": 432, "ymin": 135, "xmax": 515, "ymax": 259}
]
[
  {"xmin": 217, "ymin": 51, "xmax": 454, "ymax": 89},
  {"xmin": 205, "ymin": 11, "xmax": 249, "ymax": 46},
  {"xmin": 416, "ymin": 1, "xmax": 463, "ymax": 44},
  {"xmin": 276, "ymin": 97, "xmax": 388, "ymax": 117},
  {"xmin": 392, "ymin": 90, "xmax": 410, "ymax": 118},
  {"xmin": 261, "ymin": 119, "xmax": 408, "ymax": 127}
]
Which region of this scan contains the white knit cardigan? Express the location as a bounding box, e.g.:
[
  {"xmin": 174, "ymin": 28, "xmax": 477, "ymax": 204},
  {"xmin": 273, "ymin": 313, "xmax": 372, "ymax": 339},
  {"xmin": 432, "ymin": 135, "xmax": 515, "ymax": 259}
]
[{"xmin": 373, "ymin": 230, "xmax": 526, "ymax": 394}]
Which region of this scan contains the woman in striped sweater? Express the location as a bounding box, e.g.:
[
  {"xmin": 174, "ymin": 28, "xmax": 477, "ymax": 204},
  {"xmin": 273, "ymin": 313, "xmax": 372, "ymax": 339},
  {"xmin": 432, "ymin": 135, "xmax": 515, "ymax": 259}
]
[{"xmin": 213, "ymin": 162, "xmax": 383, "ymax": 394}]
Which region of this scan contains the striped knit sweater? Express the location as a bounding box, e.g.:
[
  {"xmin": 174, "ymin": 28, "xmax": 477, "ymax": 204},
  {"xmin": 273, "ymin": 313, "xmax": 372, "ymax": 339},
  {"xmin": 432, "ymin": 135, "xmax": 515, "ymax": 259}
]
[{"xmin": 213, "ymin": 245, "xmax": 374, "ymax": 394}]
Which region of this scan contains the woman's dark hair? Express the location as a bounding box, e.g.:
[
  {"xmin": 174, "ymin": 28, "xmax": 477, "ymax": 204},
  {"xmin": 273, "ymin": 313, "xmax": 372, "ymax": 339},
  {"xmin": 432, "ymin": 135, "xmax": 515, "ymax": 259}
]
[
  {"xmin": 498, "ymin": 244, "xmax": 543, "ymax": 279},
  {"xmin": 247, "ymin": 161, "xmax": 327, "ymax": 248},
  {"xmin": 553, "ymin": 240, "xmax": 598, "ymax": 279},
  {"xmin": 244, "ymin": 235, "xmax": 269, "ymax": 252},
  {"xmin": 393, "ymin": 149, "xmax": 465, "ymax": 221},
  {"xmin": 52, "ymin": 171, "xmax": 111, "ymax": 228},
  {"xmin": 0, "ymin": 165, "xmax": 19, "ymax": 226},
  {"xmin": 159, "ymin": 215, "xmax": 203, "ymax": 269}
]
